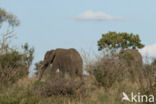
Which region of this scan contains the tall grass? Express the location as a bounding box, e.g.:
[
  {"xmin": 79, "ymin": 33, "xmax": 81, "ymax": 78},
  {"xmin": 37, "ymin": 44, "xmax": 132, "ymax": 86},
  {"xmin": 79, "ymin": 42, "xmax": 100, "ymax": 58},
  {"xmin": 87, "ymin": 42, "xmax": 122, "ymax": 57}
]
[{"xmin": 0, "ymin": 49, "xmax": 155, "ymax": 104}]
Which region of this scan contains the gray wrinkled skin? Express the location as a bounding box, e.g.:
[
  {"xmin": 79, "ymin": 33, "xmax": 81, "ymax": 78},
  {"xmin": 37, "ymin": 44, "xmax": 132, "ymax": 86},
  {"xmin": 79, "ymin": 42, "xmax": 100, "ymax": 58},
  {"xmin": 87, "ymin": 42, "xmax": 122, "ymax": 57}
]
[{"xmin": 39, "ymin": 48, "xmax": 83, "ymax": 80}]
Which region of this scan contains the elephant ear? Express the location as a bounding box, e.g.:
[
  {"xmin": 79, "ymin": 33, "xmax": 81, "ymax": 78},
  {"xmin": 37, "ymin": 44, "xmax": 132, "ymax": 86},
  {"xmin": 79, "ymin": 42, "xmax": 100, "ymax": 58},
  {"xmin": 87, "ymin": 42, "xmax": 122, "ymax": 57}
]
[
  {"xmin": 44, "ymin": 51, "xmax": 51, "ymax": 60},
  {"xmin": 49, "ymin": 50, "xmax": 56, "ymax": 63},
  {"xmin": 44, "ymin": 50, "xmax": 55, "ymax": 64}
]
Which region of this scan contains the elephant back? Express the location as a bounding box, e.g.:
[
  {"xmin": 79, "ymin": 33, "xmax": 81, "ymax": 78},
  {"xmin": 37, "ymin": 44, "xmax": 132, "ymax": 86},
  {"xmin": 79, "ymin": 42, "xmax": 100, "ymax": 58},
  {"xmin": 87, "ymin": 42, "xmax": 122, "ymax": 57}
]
[
  {"xmin": 55, "ymin": 48, "xmax": 83, "ymax": 66},
  {"xmin": 119, "ymin": 49, "xmax": 143, "ymax": 66}
]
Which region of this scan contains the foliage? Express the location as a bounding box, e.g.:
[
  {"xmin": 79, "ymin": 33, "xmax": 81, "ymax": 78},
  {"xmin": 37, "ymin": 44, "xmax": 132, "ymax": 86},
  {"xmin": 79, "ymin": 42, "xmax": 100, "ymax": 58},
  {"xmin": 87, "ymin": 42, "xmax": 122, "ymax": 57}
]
[
  {"xmin": 20, "ymin": 96, "xmax": 39, "ymax": 104},
  {"xmin": 0, "ymin": 8, "xmax": 20, "ymax": 55},
  {"xmin": 151, "ymin": 59, "xmax": 156, "ymax": 66},
  {"xmin": 22, "ymin": 43, "xmax": 35, "ymax": 68},
  {"xmin": 0, "ymin": 8, "xmax": 34, "ymax": 86},
  {"xmin": 0, "ymin": 53, "xmax": 156, "ymax": 104},
  {"xmin": 0, "ymin": 43, "xmax": 34, "ymax": 85},
  {"xmin": 0, "ymin": 7, "xmax": 155, "ymax": 104},
  {"xmin": 0, "ymin": 8, "xmax": 19, "ymax": 27},
  {"xmin": 91, "ymin": 56, "xmax": 125, "ymax": 89},
  {"xmin": 34, "ymin": 60, "xmax": 44, "ymax": 76},
  {"xmin": 34, "ymin": 77, "xmax": 87, "ymax": 98},
  {"xmin": 143, "ymin": 64, "xmax": 156, "ymax": 95},
  {"xmin": 97, "ymin": 32, "xmax": 144, "ymax": 51},
  {"xmin": 0, "ymin": 76, "xmax": 93, "ymax": 104},
  {"xmin": 34, "ymin": 60, "xmax": 53, "ymax": 80},
  {"xmin": 0, "ymin": 96, "xmax": 21, "ymax": 104}
]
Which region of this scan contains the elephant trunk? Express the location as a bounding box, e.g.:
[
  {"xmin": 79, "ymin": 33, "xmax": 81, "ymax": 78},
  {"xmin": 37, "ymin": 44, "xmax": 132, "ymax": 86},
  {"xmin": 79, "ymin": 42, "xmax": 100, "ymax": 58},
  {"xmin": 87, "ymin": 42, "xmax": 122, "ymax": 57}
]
[{"xmin": 38, "ymin": 64, "xmax": 47, "ymax": 80}]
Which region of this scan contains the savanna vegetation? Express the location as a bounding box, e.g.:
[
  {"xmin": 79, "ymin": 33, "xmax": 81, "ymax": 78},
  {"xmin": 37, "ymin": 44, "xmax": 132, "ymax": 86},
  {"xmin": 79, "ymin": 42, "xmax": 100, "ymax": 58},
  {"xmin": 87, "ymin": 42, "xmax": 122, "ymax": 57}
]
[{"xmin": 0, "ymin": 8, "xmax": 156, "ymax": 104}]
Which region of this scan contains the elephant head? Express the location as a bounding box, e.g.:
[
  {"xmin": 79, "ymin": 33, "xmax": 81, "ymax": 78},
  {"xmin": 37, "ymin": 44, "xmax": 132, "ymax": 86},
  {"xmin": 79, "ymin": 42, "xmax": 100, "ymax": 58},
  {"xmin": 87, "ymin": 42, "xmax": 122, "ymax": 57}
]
[
  {"xmin": 38, "ymin": 50, "xmax": 56, "ymax": 80},
  {"xmin": 43, "ymin": 50, "xmax": 56, "ymax": 65}
]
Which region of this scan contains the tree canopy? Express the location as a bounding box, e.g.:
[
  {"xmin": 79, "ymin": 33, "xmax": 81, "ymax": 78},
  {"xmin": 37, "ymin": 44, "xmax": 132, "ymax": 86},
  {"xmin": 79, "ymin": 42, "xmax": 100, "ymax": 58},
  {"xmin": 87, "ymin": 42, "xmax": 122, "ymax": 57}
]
[
  {"xmin": 0, "ymin": 8, "xmax": 19, "ymax": 27},
  {"xmin": 0, "ymin": 8, "xmax": 20, "ymax": 54},
  {"xmin": 0, "ymin": 8, "xmax": 34, "ymax": 85},
  {"xmin": 97, "ymin": 32, "xmax": 144, "ymax": 51}
]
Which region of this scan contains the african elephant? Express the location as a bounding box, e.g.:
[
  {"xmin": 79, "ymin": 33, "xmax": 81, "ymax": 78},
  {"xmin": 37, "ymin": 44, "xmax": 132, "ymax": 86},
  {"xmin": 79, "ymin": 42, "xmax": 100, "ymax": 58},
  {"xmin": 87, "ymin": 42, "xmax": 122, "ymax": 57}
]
[
  {"xmin": 119, "ymin": 49, "xmax": 144, "ymax": 88},
  {"xmin": 38, "ymin": 48, "xmax": 83, "ymax": 80},
  {"xmin": 119, "ymin": 49, "xmax": 143, "ymax": 67}
]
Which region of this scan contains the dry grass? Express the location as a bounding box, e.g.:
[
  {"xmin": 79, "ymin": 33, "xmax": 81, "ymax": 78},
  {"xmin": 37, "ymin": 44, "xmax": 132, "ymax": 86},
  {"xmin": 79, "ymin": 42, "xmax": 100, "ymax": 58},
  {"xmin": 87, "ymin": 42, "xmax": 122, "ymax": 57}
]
[
  {"xmin": 0, "ymin": 50, "xmax": 156, "ymax": 104},
  {"xmin": 16, "ymin": 76, "xmax": 37, "ymax": 88}
]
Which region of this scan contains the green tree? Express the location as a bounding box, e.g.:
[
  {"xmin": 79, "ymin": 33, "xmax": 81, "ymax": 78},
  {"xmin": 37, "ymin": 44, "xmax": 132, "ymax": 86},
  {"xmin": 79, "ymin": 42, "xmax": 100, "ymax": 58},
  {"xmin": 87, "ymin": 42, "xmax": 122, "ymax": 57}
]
[
  {"xmin": 22, "ymin": 43, "xmax": 35, "ymax": 68},
  {"xmin": 0, "ymin": 8, "xmax": 20, "ymax": 54},
  {"xmin": 0, "ymin": 8, "xmax": 19, "ymax": 27},
  {"xmin": 97, "ymin": 32, "xmax": 144, "ymax": 51},
  {"xmin": 0, "ymin": 9, "xmax": 34, "ymax": 85},
  {"xmin": 34, "ymin": 60, "xmax": 44, "ymax": 76},
  {"xmin": 0, "ymin": 43, "xmax": 34, "ymax": 85}
]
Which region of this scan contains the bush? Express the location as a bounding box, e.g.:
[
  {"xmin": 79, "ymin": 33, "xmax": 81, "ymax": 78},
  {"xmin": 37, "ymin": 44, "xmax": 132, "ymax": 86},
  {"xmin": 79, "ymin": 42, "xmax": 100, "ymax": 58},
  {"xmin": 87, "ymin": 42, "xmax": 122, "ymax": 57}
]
[
  {"xmin": 0, "ymin": 51, "xmax": 27, "ymax": 85},
  {"xmin": 20, "ymin": 96, "xmax": 39, "ymax": 104},
  {"xmin": 142, "ymin": 64, "xmax": 156, "ymax": 98},
  {"xmin": 0, "ymin": 96, "xmax": 21, "ymax": 104},
  {"xmin": 35, "ymin": 77, "xmax": 87, "ymax": 98},
  {"xmin": 89, "ymin": 49, "xmax": 146, "ymax": 90},
  {"xmin": 92, "ymin": 56, "xmax": 125, "ymax": 89},
  {"xmin": 0, "ymin": 43, "xmax": 34, "ymax": 86}
]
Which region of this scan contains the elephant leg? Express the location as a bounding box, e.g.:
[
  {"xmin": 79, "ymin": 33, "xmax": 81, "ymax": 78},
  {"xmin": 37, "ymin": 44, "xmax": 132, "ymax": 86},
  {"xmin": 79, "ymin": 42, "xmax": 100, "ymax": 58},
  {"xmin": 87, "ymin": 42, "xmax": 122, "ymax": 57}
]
[
  {"xmin": 61, "ymin": 69, "xmax": 65, "ymax": 78},
  {"xmin": 58, "ymin": 69, "xmax": 65, "ymax": 78},
  {"xmin": 50, "ymin": 64, "xmax": 58, "ymax": 79},
  {"xmin": 77, "ymin": 69, "xmax": 83, "ymax": 80},
  {"xmin": 69, "ymin": 69, "xmax": 75, "ymax": 79},
  {"xmin": 75, "ymin": 68, "xmax": 84, "ymax": 85},
  {"xmin": 38, "ymin": 63, "xmax": 48, "ymax": 80}
]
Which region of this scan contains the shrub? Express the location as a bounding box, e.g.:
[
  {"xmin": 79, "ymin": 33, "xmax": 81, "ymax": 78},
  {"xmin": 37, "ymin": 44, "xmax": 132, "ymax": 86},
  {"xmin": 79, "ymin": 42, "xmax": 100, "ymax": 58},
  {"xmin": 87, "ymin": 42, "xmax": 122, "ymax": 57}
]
[
  {"xmin": 20, "ymin": 96, "xmax": 39, "ymax": 104},
  {"xmin": 0, "ymin": 96, "xmax": 21, "ymax": 104},
  {"xmin": 92, "ymin": 56, "xmax": 125, "ymax": 89},
  {"xmin": 35, "ymin": 77, "xmax": 87, "ymax": 99},
  {"xmin": 90, "ymin": 49, "xmax": 146, "ymax": 90},
  {"xmin": 0, "ymin": 51, "xmax": 28, "ymax": 85},
  {"xmin": 0, "ymin": 43, "xmax": 34, "ymax": 86},
  {"xmin": 142, "ymin": 64, "xmax": 156, "ymax": 97}
]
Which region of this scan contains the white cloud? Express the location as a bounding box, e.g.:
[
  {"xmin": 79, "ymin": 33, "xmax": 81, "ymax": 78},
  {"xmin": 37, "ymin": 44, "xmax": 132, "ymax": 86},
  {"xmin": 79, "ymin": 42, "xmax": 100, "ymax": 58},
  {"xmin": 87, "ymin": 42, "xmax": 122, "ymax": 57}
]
[
  {"xmin": 75, "ymin": 11, "xmax": 124, "ymax": 21},
  {"xmin": 139, "ymin": 43, "xmax": 156, "ymax": 58}
]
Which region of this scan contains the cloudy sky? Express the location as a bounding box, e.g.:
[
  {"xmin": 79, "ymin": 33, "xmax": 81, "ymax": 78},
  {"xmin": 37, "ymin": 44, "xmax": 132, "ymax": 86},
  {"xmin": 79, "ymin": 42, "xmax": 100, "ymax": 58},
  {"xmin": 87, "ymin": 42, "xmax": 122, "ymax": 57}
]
[{"xmin": 0, "ymin": 0, "xmax": 156, "ymax": 63}]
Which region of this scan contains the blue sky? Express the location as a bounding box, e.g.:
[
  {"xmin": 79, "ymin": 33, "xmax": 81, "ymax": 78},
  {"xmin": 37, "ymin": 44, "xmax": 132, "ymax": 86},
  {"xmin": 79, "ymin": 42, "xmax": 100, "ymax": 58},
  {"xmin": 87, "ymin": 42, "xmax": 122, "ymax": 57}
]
[{"xmin": 0, "ymin": 0, "xmax": 156, "ymax": 63}]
